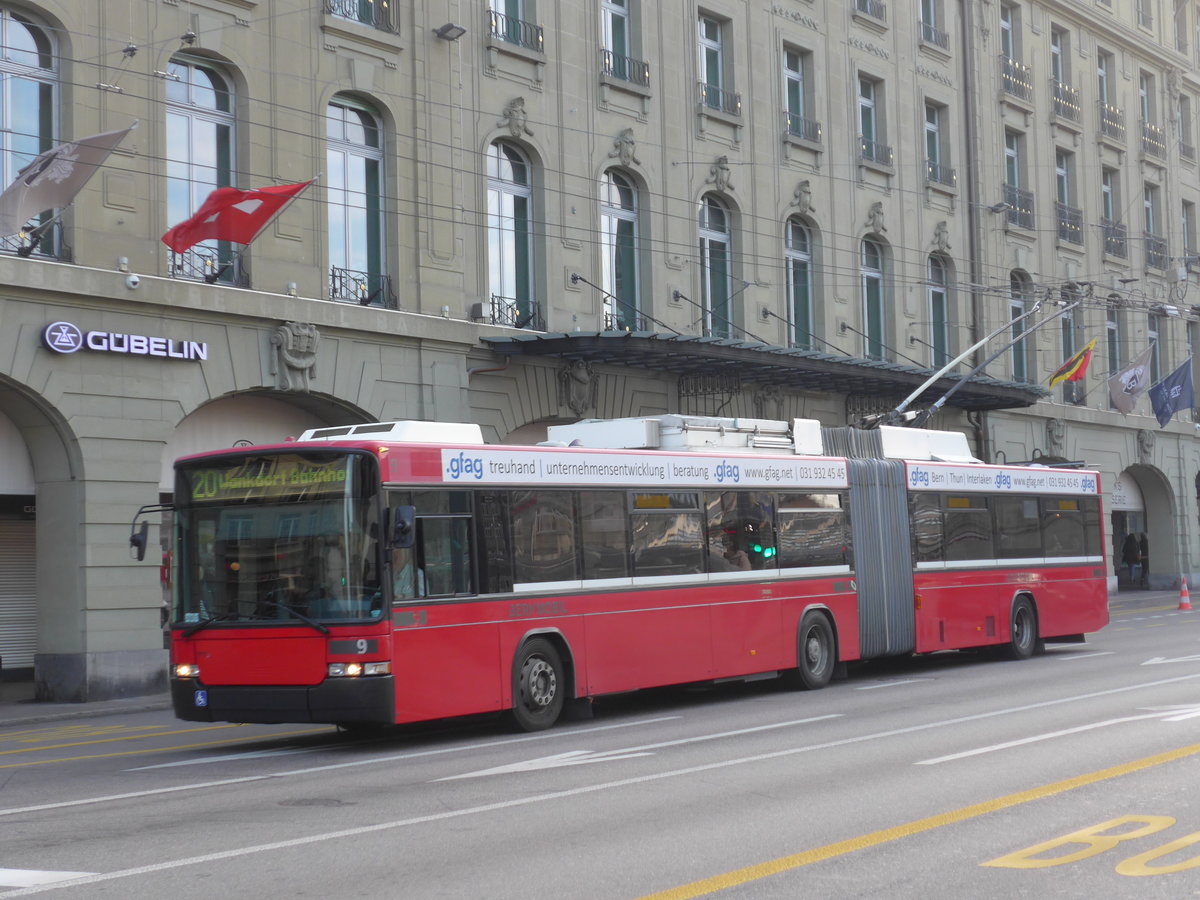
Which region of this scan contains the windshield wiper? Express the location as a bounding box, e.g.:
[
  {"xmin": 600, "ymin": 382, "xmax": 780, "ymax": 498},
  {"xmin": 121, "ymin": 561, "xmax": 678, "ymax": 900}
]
[
  {"xmin": 256, "ymin": 599, "xmax": 331, "ymax": 634},
  {"xmin": 181, "ymin": 611, "xmax": 240, "ymax": 638}
]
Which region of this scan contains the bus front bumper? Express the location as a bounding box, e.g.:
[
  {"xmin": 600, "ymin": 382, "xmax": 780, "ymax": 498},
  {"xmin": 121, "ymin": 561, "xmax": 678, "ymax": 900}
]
[{"xmin": 170, "ymin": 676, "xmax": 394, "ymax": 725}]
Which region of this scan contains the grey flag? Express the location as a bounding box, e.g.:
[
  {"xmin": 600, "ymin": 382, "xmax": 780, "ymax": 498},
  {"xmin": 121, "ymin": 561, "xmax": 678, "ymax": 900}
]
[
  {"xmin": 1107, "ymin": 344, "xmax": 1155, "ymax": 414},
  {"xmin": 0, "ymin": 123, "xmax": 136, "ymax": 236}
]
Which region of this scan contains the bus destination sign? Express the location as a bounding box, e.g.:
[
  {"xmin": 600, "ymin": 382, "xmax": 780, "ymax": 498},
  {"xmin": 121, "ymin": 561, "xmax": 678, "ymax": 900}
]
[{"xmin": 183, "ymin": 455, "xmax": 349, "ymax": 503}]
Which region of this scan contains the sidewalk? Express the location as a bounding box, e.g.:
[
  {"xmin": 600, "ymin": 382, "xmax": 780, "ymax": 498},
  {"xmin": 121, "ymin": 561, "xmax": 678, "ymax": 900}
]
[{"xmin": 0, "ymin": 679, "xmax": 171, "ymax": 728}]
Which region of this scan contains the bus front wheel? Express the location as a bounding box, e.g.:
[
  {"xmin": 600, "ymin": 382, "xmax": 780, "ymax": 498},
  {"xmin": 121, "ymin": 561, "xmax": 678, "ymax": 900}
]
[
  {"xmin": 795, "ymin": 611, "xmax": 835, "ymax": 690},
  {"xmin": 1003, "ymin": 597, "xmax": 1038, "ymax": 661},
  {"xmin": 511, "ymin": 638, "xmax": 565, "ymax": 732}
]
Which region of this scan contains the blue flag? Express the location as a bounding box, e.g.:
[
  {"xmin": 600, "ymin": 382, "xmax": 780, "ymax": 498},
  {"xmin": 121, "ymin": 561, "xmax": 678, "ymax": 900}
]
[{"xmin": 1149, "ymin": 357, "xmax": 1194, "ymax": 428}]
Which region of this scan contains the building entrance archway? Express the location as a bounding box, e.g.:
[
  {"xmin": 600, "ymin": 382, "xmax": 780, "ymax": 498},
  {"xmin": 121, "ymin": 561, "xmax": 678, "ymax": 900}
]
[{"xmin": 1111, "ymin": 466, "xmax": 1175, "ymax": 590}]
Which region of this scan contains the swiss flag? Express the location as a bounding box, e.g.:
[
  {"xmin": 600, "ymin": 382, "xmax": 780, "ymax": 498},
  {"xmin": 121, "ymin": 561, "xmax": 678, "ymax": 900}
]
[{"xmin": 161, "ymin": 179, "xmax": 313, "ymax": 253}]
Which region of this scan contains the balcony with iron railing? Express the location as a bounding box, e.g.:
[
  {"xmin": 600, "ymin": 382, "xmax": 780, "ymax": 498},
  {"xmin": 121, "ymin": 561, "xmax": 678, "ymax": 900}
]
[
  {"xmin": 1099, "ymin": 102, "xmax": 1126, "ymax": 143},
  {"xmin": 604, "ymin": 308, "xmax": 648, "ymax": 332},
  {"xmin": 1002, "ymin": 184, "xmax": 1035, "ymax": 229},
  {"xmin": 697, "ymin": 81, "xmax": 741, "ymax": 117},
  {"xmin": 854, "ymin": 0, "xmax": 888, "ymax": 22},
  {"xmin": 859, "ymin": 136, "xmax": 894, "ymax": 167},
  {"xmin": 0, "ymin": 219, "xmax": 65, "ymax": 260},
  {"xmin": 488, "ymin": 10, "xmax": 543, "ymax": 52},
  {"xmin": 488, "ymin": 295, "xmax": 544, "ymax": 330},
  {"xmin": 926, "ymin": 159, "xmax": 956, "ymax": 188},
  {"xmin": 1144, "ymin": 233, "xmax": 1170, "ymax": 269},
  {"xmin": 999, "ymin": 56, "xmax": 1033, "ymax": 103},
  {"xmin": 1051, "ymin": 81, "xmax": 1081, "ymax": 123},
  {"xmin": 600, "ymin": 50, "xmax": 650, "ymax": 88},
  {"xmin": 784, "ymin": 111, "xmax": 822, "ymax": 144},
  {"xmin": 1141, "ymin": 120, "xmax": 1167, "ymax": 159},
  {"xmin": 329, "ymin": 267, "xmax": 397, "ymax": 308},
  {"xmin": 168, "ymin": 247, "xmax": 246, "ymax": 286},
  {"xmin": 1101, "ymin": 218, "xmax": 1127, "ymax": 257},
  {"xmin": 324, "ymin": 0, "xmax": 401, "ymax": 35},
  {"xmin": 920, "ymin": 21, "xmax": 949, "ymax": 49},
  {"xmin": 1055, "ymin": 202, "xmax": 1083, "ymax": 245}
]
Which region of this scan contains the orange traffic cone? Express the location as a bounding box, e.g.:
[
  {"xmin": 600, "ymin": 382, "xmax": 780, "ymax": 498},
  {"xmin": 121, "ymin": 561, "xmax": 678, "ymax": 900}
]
[{"xmin": 1180, "ymin": 578, "xmax": 1193, "ymax": 611}]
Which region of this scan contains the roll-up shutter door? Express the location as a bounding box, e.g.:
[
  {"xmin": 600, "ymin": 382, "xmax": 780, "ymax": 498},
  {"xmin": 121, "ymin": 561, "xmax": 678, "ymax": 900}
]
[{"xmin": 0, "ymin": 520, "xmax": 36, "ymax": 669}]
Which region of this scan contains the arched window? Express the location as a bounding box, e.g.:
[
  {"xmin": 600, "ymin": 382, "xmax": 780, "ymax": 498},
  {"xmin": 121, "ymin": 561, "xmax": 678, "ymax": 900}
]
[
  {"xmin": 487, "ymin": 141, "xmax": 537, "ymax": 328},
  {"xmin": 166, "ymin": 57, "xmax": 236, "ymax": 282},
  {"xmin": 327, "ymin": 98, "xmax": 387, "ymax": 306},
  {"xmin": 600, "ymin": 169, "xmax": 640, "ymax": 330},
  {"xmin": 1009, "ymin": 271, "xmax": 1033, "ymax": 381},
  {"xmin": 699, "ymin": 194, "xmax": 732, "ymax": 338},
  {"xmin": 861, "ymin": 238, "xmax": 885, "ymax": 359},
  {"xmin": 927, "ymin": 254, "xmax": 950, "ymax": 366},
  {"xmin": 0, "ymin": 10, "xmax": 58, "ymax": 256},
  {"xmin": 785, "ymin": 217, "xmax": 813, "ymax": 349}
]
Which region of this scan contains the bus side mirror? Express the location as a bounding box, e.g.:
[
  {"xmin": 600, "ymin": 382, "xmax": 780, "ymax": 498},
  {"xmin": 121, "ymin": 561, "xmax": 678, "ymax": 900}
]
[
  {"xmin": 390, "ymin": 506, "xmax": 415, "ymax": 549},
  {"xmin": 130, "ymin": 521, "xmax": 150, "ymax": 561}
]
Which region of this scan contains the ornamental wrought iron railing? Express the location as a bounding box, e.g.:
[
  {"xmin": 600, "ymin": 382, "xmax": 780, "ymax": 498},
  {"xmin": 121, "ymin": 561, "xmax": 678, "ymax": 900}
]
[
  {"xmin": 600, "ymin": 50, "xmax": 650, "ymax": 87},
  {"xmin": 329, "ymin": 267, "xmax": 397, "ymax": 308},
  {"xmin": 324, "ymin": 0, "xmax": 400, "ymax": 35},
  {"xmin": 785, "ymin": 111, "xmax": 822, "ymax": 143},
  {"xmin": 1000, "ymin": 56, "xmax": 1033, "ymax": 102},
  {"xmin": 698, "ymin": 81, "xmax": 741, "ymax": 116},
  {"xmin": 488, "ymin": 10, "xmax": 543, "ymax": 51}
]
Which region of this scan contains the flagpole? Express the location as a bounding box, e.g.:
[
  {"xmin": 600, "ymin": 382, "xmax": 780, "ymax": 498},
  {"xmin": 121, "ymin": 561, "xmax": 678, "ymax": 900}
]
[{"xmin": 243, "ymin": 176, "xmax": 318, "ymax": 248}]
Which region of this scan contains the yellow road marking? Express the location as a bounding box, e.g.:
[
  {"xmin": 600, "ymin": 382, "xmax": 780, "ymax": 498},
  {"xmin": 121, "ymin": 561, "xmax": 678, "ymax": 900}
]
[
  {"xmin": 636, "ymin": 741, "xmax": 1200, "ymax": 899},
  {"xmin": 0, "ymin": 727, "xmax": 333, "ymax": 769},
  {"xmin": 0, "ymin": 724, "xmax": 250, "ymax": 755}
]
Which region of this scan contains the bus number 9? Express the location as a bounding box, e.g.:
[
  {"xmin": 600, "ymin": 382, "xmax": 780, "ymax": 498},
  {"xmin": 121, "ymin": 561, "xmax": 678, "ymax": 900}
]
[{"xmin": 356, "ymin": 639, "xmax": 368, "ymax": 655}]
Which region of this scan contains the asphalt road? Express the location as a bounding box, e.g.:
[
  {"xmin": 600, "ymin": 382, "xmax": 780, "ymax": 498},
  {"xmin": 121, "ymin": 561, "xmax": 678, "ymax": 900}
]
[{"xmin": 1, "ymin": 591, "xmax": 1198, "ymax": 899}]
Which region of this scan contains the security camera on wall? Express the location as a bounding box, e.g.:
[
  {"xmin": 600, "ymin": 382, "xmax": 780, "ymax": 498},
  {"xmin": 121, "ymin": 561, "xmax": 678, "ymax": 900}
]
[{"xmin": 125, "ymin": 274, "xmax": 140, "ymax": 289}]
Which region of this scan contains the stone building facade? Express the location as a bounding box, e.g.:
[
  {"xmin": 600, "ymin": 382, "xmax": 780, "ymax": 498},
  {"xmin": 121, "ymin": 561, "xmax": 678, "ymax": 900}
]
[{"xmin": 0, "ymin": 0, "xmax": 1195, "ymax": 700}]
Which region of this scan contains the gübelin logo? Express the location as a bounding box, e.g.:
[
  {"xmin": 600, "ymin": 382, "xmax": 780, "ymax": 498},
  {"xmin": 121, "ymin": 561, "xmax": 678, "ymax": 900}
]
[{"xmin": 42, "ymin": 321, "xmax": 84, "ymax": 353}]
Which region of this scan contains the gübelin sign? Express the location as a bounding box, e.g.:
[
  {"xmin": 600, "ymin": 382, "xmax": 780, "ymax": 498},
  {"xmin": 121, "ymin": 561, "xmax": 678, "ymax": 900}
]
[{"xmin": 41, "ymin": 321, "xmax": 208, "ymax": 360}]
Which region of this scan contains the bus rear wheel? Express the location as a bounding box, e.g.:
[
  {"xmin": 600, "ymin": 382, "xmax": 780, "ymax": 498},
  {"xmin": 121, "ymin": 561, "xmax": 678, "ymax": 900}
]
[
  {"xmin": 1003, "ymin": 597, "xmax": 1038, "ymax": 661},
  {"xmin": 795, "ymin": 612, "xmax": 835, "ymax": 690},
  {"xmin": 511, "ymin": 638, "xmax": 565, "ymax": 732}
]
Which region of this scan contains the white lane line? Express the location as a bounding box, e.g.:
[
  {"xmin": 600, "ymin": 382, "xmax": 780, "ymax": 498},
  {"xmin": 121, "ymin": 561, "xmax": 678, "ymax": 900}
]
[
  {"xmin": 917, "ymin": 705, "xmax": 1200, "ymax": 764},
  {"xmin": 5, "ymin": 672, "xmax": 1200, "ymax": 827},
  {"xmin": 123, "ymin": 714, "xmax": 681, "ymax": 772},
  {"xmin": 1055, "ymin": 651, "xmax": 1116, "ymax": 661},
  {"xmin": 855, "ymin": 679, "xmax": 927, "ymax": 690},
  {"xmin": 0, "ymin": 871, "xmax": 94, "ymax": 888},
  {"xmin": 438, "ymin": 715, "xmax": 843, "ymax": 780},
  {"xmin": 8, "ymin": 680, "xmax": 1200, "ymax": 897}
]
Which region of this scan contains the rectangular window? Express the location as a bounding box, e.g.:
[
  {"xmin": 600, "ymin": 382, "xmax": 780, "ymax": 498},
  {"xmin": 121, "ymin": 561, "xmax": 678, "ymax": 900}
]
[
  {"xmin": 510, "ymin": 490, "xmax": 580, "ymax": 585},
  {"xmin": 783, "ymin": 47, "xmax": 816, "ymax": 140},
  {"xmin": 631, "ymin": 493, "xmax": 704, "ymax": 577},
  {"xmin": 1000, "ymin": 3, "xmax": 1019, "ymax": 59},
  {"xmin": 992, "ymin": 496, "xmax": 1042, "ymax": 558},
  {"xmin": 1041, "ymin": 498, "xmax": 1086, "ymax": 557},
  {"xmin": 699, "ymin": 14, "xmax": 725, "ymax": 109},
  {"xmin": 777, "ymin": 494, "xmax": 849, "ymax": 569},
  {"xmin": 1050, "ymin": 27, "xmax": 1068, "ymax": 83},
  {"xmin": 705, "ymin": 491, "xmax": 777, "ymax": 571},
  {"xmin": 943, "ymin": 495, "xmax": 994, "ymax": 561},
  {"xmin": 580, "ymin": 491, "xmax": 630, "ymax": 579}
]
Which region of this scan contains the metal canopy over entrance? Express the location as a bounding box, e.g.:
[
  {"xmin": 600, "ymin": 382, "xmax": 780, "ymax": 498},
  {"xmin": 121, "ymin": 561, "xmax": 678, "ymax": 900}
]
[{"xmin": 483, "ymin": 332, "xmax": 1049, "ymax": 413}]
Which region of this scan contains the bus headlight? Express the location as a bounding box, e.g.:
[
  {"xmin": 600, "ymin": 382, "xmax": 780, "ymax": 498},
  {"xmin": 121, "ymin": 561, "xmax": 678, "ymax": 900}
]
[
  {"xmin": 328, "ymin": 662, "xmax": 390, "ymax": 677},
  {"xmin": 174, "ymin": 663, "xmax": 200, "ymax": 678}
]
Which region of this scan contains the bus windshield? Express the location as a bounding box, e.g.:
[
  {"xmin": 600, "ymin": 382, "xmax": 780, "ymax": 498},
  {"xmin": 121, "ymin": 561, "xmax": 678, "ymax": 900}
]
[{"xmin": 174, "ymin": 451, "xmax": 382, "ymax": 627}]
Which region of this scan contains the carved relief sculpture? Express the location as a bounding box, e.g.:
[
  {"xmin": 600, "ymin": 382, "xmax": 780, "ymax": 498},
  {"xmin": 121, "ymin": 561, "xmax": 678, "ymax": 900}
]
[
  {"xmin": 865, "ymin": 201, "xmax": 887, "ymax": 233},
  {"xmin": 1045, "ymin": 417, "xmax": 1065, "ymax": 458},
  {"xmin": 791, "ymin": 179, "xmax": 815, "ymax": 216},
  {"xmin": 559, "ymin": 359, "xmax": 597, "ymax": 417},
  {"xmin": 499, "ymin": 97, "xmax": 534, "ymax": 138},
  {"xmin": 933, "ymin": 220, "xmax": 951, "ymax": 252},
  {"xmin": 608, "ymin": 128, "xmax": 641, "ymax": 167},
  {"xmin": 270, "ymin": 322, "xmax": 320, "ymax": 392},
  {"xmin": 706, "ymin": 156, "xmax": 733, "ymax": 193}
]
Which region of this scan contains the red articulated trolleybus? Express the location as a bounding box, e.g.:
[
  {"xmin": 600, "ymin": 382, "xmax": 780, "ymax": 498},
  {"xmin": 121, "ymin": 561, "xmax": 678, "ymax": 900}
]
[{"xmin": 132, "ymin": 414, "xmax": 1108, "ymax": 732}]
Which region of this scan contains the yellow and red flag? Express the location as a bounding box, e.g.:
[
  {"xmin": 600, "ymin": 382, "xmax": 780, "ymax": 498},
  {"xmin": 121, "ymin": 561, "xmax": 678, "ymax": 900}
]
[{"xmin": 1049, "ymin": 337, "xmax": 1097, "ymax": 388}]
